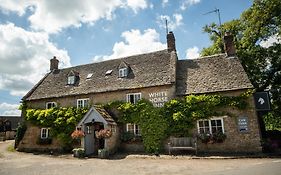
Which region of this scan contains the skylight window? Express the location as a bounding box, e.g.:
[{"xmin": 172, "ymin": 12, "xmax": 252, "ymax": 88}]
[
  {"xmin": 86, "ymin": 73, "xmax": 93, "ymax": 79},
  {"xmin": 105, "ymin": 70, "xmax": 113, "ymax": 76}
]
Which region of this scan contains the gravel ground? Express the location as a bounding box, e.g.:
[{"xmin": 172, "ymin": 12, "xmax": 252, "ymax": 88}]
[{"xmin": 1, "ymin": 140, "xmax": 281, "ymax": 175}]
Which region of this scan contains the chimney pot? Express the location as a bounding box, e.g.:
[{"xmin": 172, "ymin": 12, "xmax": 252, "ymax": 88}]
[
  {"xmin": 50, "ymin": 56, "xmax": 59, "ymax": 71},
  {"xmin": 167, "ymin": 31, "xmax": 176, "ymax": 52},
  {"xmin": 224, "ymin": 32, "xmax": 236, "ymax": 57}
]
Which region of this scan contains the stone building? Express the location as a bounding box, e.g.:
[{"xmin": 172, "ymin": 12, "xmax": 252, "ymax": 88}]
[
  {"xmin": 19, "ymin": 31, "xmax": 262, "ymax": 154},
  {"xmin": 0, "ymin": 115, "xmax": 22, "ymax": 140}
]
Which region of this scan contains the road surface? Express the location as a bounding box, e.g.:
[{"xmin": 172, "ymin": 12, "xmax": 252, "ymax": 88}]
[{"xmin": 1, "ymin": 140, "xmax": 281, "ymax": 175}]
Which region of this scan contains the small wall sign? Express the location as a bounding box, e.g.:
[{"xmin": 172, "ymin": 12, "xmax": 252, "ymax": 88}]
[{"xmin": 238, "ymin": 116, "xmax": 249, "ymax": 133}]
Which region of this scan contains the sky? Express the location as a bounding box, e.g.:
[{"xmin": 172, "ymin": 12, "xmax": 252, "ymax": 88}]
[{"xmin": 0, "ymin": 0, "xmax": 253, "ymax": 116}]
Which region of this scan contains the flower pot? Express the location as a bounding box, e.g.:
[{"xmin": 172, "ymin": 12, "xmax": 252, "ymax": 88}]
[{"xmin": 98, "ymin": 149, "xmax": 109, "ymax": 159}]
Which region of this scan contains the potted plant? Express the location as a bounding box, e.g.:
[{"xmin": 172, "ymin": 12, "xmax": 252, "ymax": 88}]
[
  {"xmin": 98, "ymin": 148, "xmax": 109, "ymax": 159},
  {"xmin": 72, "ymin": 148, "xmax": 85, "ymax": 158},
  {"xmin": 212, "ymin": 132, "xmax": 227, "ymax": 143},
  {"xmin": 197, "ymin": 133, "xmax": 211, "ymax": 144}
]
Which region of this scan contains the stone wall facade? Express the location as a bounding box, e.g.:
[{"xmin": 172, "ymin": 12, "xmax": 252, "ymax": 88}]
[
  {"xmin": 26, "ymin": 84, "xmax": 175, "ymax": 109},
  {"xmin": 18, "ymin": 123, "xmax": 62, "ymax": 152},
  {"xmin": 192, "ymin": 89, "xmax": 262, "ymax": 153},
  {"xmin": 22, "ymin": 86, "xmax": 262, "ymax": 154}
]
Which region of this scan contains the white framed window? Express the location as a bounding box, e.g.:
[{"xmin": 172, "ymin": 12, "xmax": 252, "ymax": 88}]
[
  {"xmin": 197, "ymin": 117, "xmax": 225, "ymax": 134},
  {"xmin": 77, "ymin": 98, "xmax": 89, "ymax": 108},
  {"xmin": 68, "ymin": 75, "xmax": 75, "ymax": 85},
  {"xmin": 119, "ymin": 68, "xmax": 128, "ymax": 78},
  {"xmin": 126, "ymin": 93, "xmax": 141, "ymax": 104},
  {"xmin": 40, "ymin": 128, "xmax": 50, "ymax": 139},
  {"xmin": 46, "ymin": 102, "xmax": 57, "ymax": 109},
  {"xmin": 126, "ymin": 123, "xmax": 141, "ymax": 136}
]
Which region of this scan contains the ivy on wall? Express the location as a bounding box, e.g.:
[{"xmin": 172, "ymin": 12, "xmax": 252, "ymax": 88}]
[
  {"xmin": 25, "ymin": 107, "xmax": 88, "ymax": 150},
  {"xmin": 116, "ymin": 91, "xmax": 252, "ymax": 153},
  {"xmin": 118, "ymin": 99, "xmax": 168, "ymax": 154}
]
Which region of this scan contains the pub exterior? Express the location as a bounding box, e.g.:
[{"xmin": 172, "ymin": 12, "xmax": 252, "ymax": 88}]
[{"xmin": 18, "ymin": 32, "xmax": 262, "ymax": 155}]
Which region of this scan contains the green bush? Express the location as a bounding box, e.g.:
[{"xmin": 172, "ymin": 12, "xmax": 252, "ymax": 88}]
[{"xmin": 15, "ymin": 122, "xmax": 27, "ymax": 148}]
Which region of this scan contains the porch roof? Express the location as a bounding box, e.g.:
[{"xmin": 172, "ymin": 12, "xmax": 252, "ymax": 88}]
[{"xmin": 78, "ymin": 106, "xmax": 116, "ymax": 126}]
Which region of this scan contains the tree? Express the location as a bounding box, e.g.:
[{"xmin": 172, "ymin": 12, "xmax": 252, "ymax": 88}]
[{"xmin": 201, "ymin": 0, "xmax": 281, "ymax": 131}]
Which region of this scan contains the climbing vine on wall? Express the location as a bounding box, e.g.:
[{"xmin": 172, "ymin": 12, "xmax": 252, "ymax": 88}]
[
  {"xmin": 25, "ymin": 107, "xmax": 88, "ymax": 150},
  {"xmin": 115, "ymin": 91, "xmax": 252, "ymax": 153},
  {"xmin": 118, "ymin": 99, "xmax": 169, "ymax": 154}
]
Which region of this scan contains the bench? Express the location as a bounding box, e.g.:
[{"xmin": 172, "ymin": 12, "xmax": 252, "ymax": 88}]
[{"xmin": 168, "ymin": 137, "xmax": 197, "ymax": 155}]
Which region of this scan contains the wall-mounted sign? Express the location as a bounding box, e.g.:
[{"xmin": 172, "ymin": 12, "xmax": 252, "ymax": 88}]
[
  {"xmin": 149, "ymin": 91, "xmax": 168, "ymax": 107},
  {"xmin": 238, "ymin": 116, "xmax": 248, "ymax": 133},
  {"xmin": 254, "ymin": 91, "xmax": 271, "ymax": 111}
]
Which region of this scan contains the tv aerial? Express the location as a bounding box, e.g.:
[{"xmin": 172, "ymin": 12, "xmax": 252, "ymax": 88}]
[
  {"xmin": 204, "ymin": 7, "xmax": 223, "ymax": 39},
  {"xmin": 203, "ymin": 7, "xmax": 222, "ymax": 27}
]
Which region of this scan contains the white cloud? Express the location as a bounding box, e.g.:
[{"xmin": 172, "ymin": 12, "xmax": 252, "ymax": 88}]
[
  {"xmin": 0, "ymin": 102, "xmax": 21, "ymax": 116},
  {"xmin": 157, "ymin": 13, "xmax": 183, "ymax": 31},
  {"xmin": 0, "ymin": 0, "xmax": 149, "ymax": 33},
  {"xmin": 162, "ymin": 0, "xmax": 169, "ymax": 8},
  {"xmin": 180, "ymin": 0, "xmax": 201, "ymax": 10},
  {"xmin": 0, "ymin": 23, "xmax": 71, "ymax": 96},
  {"xmin": 185, "ymin": 46, "xmax": 200, "ymax": 59},
  {"xmin": 260, "ymin": 35, "xmax": 281, "ymax": 48},
  {"xmin": 0, "ymin": 0, "xmax": 33, "ymax": 16},
  {"xmin": 93, "ymin": 29, "xmax": 166, "ymax": 62},
  {"xmin": 126, "ymin": 0, "xmax": 148, "ymax": 13}
]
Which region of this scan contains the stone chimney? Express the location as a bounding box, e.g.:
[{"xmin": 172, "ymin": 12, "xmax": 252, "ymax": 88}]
[
  {"xmin": 167, "ymin": 31, "xmax": 176, "ymax": 52},
  {"xmin": 50, "ymin": 56, "xmax": 59, "ymax": 71},
  {"xmin": 224, "ymin": 32, "xmax": 236, "ymax": 57}
]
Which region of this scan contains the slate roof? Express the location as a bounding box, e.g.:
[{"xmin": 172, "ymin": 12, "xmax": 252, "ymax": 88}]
[
  {"xmin": 24, "ymin": 50, "xmax": 175, "ymax": 101},
  {"xmin": 94, "ymin": 106, "xmax": 116, "ymax": 125},
  {"xmin": 77, "ymin": 106, "xmax": 116, "ymax": 126},
  {"xmin": 176, "ymin": 54, "xmax": 253, "ymax": 95}
]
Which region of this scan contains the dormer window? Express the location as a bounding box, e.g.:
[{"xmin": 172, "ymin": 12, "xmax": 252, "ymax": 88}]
[
  {"xmin": 67, "ymin": 70, "xmax": 79, "ymax": 85},
  {"xmin": 119, "ymin": 68, "xmax": 128, "ymax": 78},
  {"xmin": 68, "ymin": 75, "xmax": 75, "ymax": 85}
]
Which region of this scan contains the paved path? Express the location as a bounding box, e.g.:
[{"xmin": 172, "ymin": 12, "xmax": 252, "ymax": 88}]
[{"xmin": 1, "ymin": 140, "xmax": 281, "ymax": 175}]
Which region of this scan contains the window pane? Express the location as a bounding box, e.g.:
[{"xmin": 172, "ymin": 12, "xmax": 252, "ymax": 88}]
[
  {"xmin": 211, "ymin": 120, "xmax": 216, "ymax": 126},
  {"xmin": 129, "ymin": 95, "xmax": 134, "ymax": 103},
  {"xmin": 68, "ymin": 76, "xmax": 75, "ymax": 84},
  {"xmin": 41, "ymin": 128, "xmax": 48, "ymax": 139},
  {"xmin": 212, "ymin": 127, "xmax": 217, "ymax": 133},
  {"xmin": 135, "ymin": 124, "xmax": 141, "ymax": 136},
  {"xmin": 47, "ymin": 103, "xmax": 51, "ymax": 109},
  {"xmin": 135, "ymin": 94, "xmax": 141, "ymax": 102},
  {"xmin": 198, "ymin": 121, "xmax": 203, "ymax": 127},
  {"xmin": 217, "ymin": 120, "xmax": 222, "ymax": 126},
  {"xmin": 204, "ymin": 121, "xmax": 209, "ymax": 127},
  {"xmin": 84, "ymin": 99, "xmax": 89, "ymax": 107},
  {"xmin": 127, "ymin": 124, "xmax": 134, "ymax": 132},
  {"xmin": 199, "ymin": 128, "xmax": 205, "ymax": 134}
]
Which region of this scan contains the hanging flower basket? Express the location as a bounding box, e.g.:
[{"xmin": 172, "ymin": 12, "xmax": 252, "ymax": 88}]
[
  {"xmin": 71, "ymin": 129, "xmax": 85, "ymax": 139},
  {"xmin": 95, "ymin": 129, "xmax": 112, "ymax": 139}
]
